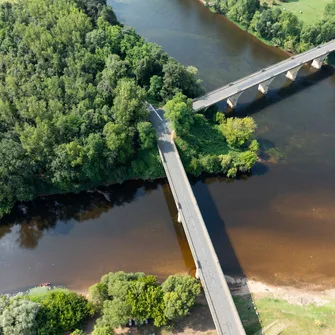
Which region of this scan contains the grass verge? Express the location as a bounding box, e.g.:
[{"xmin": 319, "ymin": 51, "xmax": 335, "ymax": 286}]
[{"xmin": 235, "ymin": 295, "xmax": 335, "ymax": 335}]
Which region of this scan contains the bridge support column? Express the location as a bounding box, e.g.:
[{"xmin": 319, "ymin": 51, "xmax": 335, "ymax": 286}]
[
  {"xmin": 195, "ymin": 268, "xmax": 200, "ymax": 279},
  {"xmin": 258, "ymin": 77, "xmax": 274, "ymax": 94},
  {"xmin": 311, "ymin": 54, "xmax": 328, "ymax": 69},
  {"xmin": 286, "ymin": 64, "xmax": 304, "ymax": 81},
  {"xmin": 227, "ymin": 91, "xmax": 242, "ymax": 109},
  {"xmin": 177, "ymin": 211, "xmax": 182, "ymax": 223}
]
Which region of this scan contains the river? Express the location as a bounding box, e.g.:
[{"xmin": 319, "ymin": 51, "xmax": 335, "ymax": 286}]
[{"xmin": 1, "ymin": 0, "xmax": 335, "ymax": 293}]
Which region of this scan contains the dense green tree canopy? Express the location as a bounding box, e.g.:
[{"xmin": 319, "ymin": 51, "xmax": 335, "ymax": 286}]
[
  {"xmin": 219, "ymin": 116, "xmax": 257, "ymax": 147},
  {"xmin": 164, "ymin": 94, "xmax": 259, "ymax": 178},
  {"xmin": 29, "ymin": 290, "xmax": 92, "ymax": 335},
  {"xmin": 0, "ymin": 0, "xmax": 203, "ymax": 217},
  {"xmin": 0, "ymin": 288, "xmax": 92, "ymax": 335},
  {"xmin": 88, "ymin": 272, "xmax": 201, "ymax": 329},
  {"xmin": 162, "ymin": 275, "xmax": 201, "ymax": 320},
  {"xmin": 0, "ymin": 296, "xmax": 40, "ymax": 335},
  {"xmin": 164, "ymin": 93, "xmax": 195, "ymax": 135}
]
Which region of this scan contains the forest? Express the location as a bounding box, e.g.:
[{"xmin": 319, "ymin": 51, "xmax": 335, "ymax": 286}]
[
  {"xmin": 0, "ymin": 0, "xmax": 204, "ymax": 217},
  {"xmin": 0, "ymin": 0, "xmax": 260, "ymax": 218}
]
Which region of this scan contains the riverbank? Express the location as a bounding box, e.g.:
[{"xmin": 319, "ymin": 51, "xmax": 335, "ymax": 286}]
[
  {"xmin": 234, "ymin": 279, "xmax": 335, "ymax": 334},
  {"xmin": 196, "ymin": 0, "xmax": 335, "ymax": 62},
  {"xmin": 80, "ymin": 278, "xmax": 335, "ymax": 335},
  {"xmin": 196, "ymin": 0, "xmax": 290, "ymax": 53}
]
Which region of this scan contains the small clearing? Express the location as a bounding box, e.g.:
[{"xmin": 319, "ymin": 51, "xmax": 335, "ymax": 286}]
[{"xmin": 263, "ymin": 0, "xmax": 329, "ymax": 24}]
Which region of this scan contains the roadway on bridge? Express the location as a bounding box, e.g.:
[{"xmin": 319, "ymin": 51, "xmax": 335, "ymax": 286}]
[
  {"xmin": 149, "ymin": 105, "xmax": 246, "ymax": 335},
  {"xmin": 193, "ymin": 39, "xmax": 335, "ymax": 111}
]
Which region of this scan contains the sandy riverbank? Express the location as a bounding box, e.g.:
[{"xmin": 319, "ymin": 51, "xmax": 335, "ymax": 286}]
[
  {"xmin": 80, "ymin": 277, "xmax": 335, "ymax": 335},
  {"xmin": 74, "ymin": 275, "xmax": 335, "ymax": 307}
]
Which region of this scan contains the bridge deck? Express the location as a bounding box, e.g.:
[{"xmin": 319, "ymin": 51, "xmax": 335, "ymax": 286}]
[
  {"xmin": 149, "ymin": 105, "xmax": 246, "ymax": 335},
  {"xmin": 193, "ymin": 39, "xmax": 335, "ymax": 111}
]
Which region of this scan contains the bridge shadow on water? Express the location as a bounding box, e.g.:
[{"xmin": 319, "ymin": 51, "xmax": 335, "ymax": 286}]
[
  {"xmin": 219, "ymin": 65, "xmax": 335, "ymax": 117},
  {"xmin": 192, "ymin": 179, "xmax": 263, "ymax": 334},
  {"xmin": 161, "ymin": 177, "xmax": 263, "ymax": 334}
]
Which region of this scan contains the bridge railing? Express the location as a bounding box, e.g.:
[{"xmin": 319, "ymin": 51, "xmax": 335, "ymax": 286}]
[
  {"xmin": 192, "ymin": 39, "xmax": 335, "ymax": 109},
  {"xmin": 149, "ymin": 104, "xmax": 246, "ymax": 335}
]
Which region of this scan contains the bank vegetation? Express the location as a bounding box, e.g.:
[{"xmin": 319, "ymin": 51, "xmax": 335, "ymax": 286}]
[
  {"xmin": 207, "ymin": 0, "xmax": 335, "ymax": 61},
  {"xmin": 0, "ymin": 0, "xmax": 260, "ymax": 218},
  {"xmin": 0, "ymin": 272, "xmax": 201, "ymax": 335}
]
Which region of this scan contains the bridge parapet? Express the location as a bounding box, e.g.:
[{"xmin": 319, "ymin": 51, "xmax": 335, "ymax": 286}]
[
  {"xmin": 192, "ymin": 40, "xmax": 335, "ymax": 111},
  {"xmin": 148, "ymin": 104, "xmax": 246, "ymax": 335}
]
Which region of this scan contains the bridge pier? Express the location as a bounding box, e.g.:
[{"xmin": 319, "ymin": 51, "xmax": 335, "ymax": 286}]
[
  {"xmin": 258, "ymin": 77, "xmax": 274, "ymax": 94},
  {"xmin": 177, "ymin": 211, "xmax": 182, "ymax": 223},
  {"xmin": 227, "ymin": 91, "xmax": 242, "ymax": 108},
  {"xmin": 311, "ymin": 54, "xmax": 328, "ymax": 69},
  {"xmin": 195, "ymin": 268, "xmax": 200, "ymax": 280},
  {"xmin": 286, "ymin": 64, "xmax": 304, "ymax": 81}
]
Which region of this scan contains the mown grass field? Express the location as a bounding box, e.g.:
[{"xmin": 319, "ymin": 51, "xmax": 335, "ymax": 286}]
[
  {"xmin": 234, "ymin": 295, "xmax": 335, "ymax": 335},
  {"xmin": 264, "ymin": 0, "xmax": 330, "ymax": 24}
]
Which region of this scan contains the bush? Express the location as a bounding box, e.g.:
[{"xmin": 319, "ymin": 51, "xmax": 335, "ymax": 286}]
[
  {"xmin": 92, "ymin": 324, "xmax": 114, "ymax": 335},
  {"xmin": 0, "ymin": 296, "xmax": 40, "ymax": 335},
  {"xmin": 88, "ymin": 283, "xmax": 108, "ymax": 308},
  {"xmin": 219, "ymin": 116, "xmax": 257, "ymax": 147},
  {"xmin": 30, "ymin": 290, "xmax": 93, "ymax": 335},
  {"xmin": 162, "ymin": 275, "xmax": 201, "ymax": 320},
  {"xmin": 71, "ymin": 330, "xmax": 86, "ymax": 335},
  {"xmin": 164, "ymin": 93, "xmax": 195, "ymax": 136}
]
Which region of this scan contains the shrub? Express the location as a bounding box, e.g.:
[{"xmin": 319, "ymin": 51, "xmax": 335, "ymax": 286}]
[
  {"xmin": 219, "ymin": 116, "xmax": 257, "ymax": 147},
  {"xmin": 92, "ymin": 324, "xmax": 114, "ymax": 335},
  {"xmin": 31, "ymin": 290, "xmax": 93, "ymax": 335},
  {"xmin": 71, "ymin": 330, "xmax": 86, "ymax": 335},
  {"xmin": 0, "ymin": 296, "xmax": 40, "ymax": 335},
  {"xmin": 162, "ymin": 275, "xmax": 201, "ymax": 320}
]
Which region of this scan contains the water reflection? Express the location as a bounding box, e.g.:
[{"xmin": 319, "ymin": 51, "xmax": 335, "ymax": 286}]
[
  {"xmin": 0, "ymin": 180, "xmax": 192, "ymax": 293},
  {"xmin": 0, "ymin": 181, "xmax": 163, "ymax": 250},
  {"xmin": 1, "ymin": 0, "xmax": 335, "ymax": 294}
]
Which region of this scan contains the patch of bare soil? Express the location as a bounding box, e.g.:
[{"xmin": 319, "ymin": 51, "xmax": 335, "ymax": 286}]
[
  {"xmin": 228, "ymin": 276, "xmax": 335, "ymax": 306},
  {"xmin": 81, "ymin": 277, "xmax": 335, "ymax": 335}
]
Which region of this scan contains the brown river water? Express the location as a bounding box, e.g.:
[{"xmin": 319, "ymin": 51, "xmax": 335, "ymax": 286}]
[{"xmin": 1, "ymin": 0, "xmax": 335, "ymax": 293}]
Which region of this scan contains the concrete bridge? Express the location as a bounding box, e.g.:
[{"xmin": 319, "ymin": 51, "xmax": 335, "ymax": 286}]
[
  {"xmin": 193, "ymin": 40, "xmax": 335, "ymax": 111},
  {"xmin": 148, "ymin": 104, "xmax": 246, "ymax": 335}
]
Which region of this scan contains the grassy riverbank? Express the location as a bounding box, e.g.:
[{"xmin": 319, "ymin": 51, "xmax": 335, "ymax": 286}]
[
  {"xmin": 80, "ymin": 281, "xmax": 335, "ymax": 335},
  {"xmin": 203, "ymin": 0, "xmax": 335, "ymax": 57},
  {"xmin": 160, "ymin": 286, "xmax": 335, "ymax": 335},
  {"xmin": 263, "ymin": 0, "xmax": 329, "ymax": 24},
  {"xmin": 234, "ymin": 296, "xmax": 335, "ymax": 335},
  {"xmin": 3, "ymin": 276, "xmax": 335, "ymax": 334}
]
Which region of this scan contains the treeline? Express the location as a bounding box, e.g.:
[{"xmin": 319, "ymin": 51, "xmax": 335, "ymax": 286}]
[
  {"xmin": 208, "ymin": 0, "xmax": 335, "ymax": 57},
  {"xmin": 0, "ymin": 272, "xmax": 201, "ymax": 335},
  {"xmin": 0, "ymin": 0, "xmax": 203, "ymax": 217}
]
